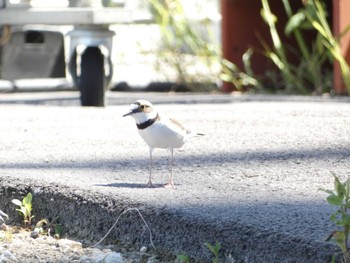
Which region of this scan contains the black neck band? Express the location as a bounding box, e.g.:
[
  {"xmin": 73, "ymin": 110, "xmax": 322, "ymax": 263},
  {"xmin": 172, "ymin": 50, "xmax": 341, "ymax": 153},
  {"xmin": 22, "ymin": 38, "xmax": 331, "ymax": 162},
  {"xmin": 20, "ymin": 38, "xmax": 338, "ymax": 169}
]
[{"xmin": 137, "ymin": 114, "xmax": 159, "ymax": 130}]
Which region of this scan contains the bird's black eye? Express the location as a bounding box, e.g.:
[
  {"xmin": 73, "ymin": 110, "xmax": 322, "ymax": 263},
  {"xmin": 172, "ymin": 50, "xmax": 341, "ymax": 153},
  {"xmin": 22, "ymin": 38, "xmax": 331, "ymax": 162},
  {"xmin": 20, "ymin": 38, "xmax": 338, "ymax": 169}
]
[{"xmin": 140, "ymin": 105, "xmax": 145, "ymax": 110}]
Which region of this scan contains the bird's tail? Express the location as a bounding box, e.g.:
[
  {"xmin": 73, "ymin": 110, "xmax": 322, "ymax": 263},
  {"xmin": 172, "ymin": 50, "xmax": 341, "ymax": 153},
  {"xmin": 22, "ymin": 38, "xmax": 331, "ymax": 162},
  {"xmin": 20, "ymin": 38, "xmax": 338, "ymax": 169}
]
[{"xmin": 186, "ymin": 131, "xmax": 205, "ymax": 141}]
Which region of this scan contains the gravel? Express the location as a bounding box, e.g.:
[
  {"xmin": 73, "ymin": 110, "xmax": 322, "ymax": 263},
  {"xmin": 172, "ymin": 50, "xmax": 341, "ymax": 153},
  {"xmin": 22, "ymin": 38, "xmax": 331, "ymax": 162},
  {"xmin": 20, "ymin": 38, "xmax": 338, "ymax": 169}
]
[{"xmin": 0, "ymin": 225, "xmax": 174, "ymax": 263}]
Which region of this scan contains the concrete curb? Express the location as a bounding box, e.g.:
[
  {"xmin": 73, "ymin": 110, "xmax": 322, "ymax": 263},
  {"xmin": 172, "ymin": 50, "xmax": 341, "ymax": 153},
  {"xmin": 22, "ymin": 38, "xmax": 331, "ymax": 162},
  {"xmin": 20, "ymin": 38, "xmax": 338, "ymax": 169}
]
[{"xmin": 0, "ymin": 176, "xmax": 336, "ymax": 262}]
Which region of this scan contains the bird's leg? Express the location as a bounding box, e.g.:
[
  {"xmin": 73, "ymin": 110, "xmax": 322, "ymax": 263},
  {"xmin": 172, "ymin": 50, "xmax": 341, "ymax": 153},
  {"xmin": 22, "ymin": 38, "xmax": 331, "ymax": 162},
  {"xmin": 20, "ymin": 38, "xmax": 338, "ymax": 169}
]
[
  {"xmin": 167, "ymin": 150, "xmax": 172, "ymax": 172},
  {"xmin": 146, "ymin": 148, "xmax": 154, "ymax": 187},
  {"xmin": 164, "ymin": 148, "xmax": 175, "ymax": 189}
]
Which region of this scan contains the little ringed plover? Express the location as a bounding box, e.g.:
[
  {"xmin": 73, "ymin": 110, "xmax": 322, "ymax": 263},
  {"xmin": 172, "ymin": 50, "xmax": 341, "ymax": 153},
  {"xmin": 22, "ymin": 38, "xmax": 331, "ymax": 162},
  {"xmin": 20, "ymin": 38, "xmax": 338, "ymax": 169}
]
[{"xmin": 123, "ymin": 99, "xmax": 204, "ymax": 188}]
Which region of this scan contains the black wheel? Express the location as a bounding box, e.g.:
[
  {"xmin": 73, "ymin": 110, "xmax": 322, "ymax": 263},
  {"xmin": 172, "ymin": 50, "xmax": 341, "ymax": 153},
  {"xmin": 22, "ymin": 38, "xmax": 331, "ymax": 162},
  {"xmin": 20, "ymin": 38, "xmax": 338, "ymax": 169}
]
[{"xmin": 80, "ymin": 46, "xmax": 105, "ymax": 107}]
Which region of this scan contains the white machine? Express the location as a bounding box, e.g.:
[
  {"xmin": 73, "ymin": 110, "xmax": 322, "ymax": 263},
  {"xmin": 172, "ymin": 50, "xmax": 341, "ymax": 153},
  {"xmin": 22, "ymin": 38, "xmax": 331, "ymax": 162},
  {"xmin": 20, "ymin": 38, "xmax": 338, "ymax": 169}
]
[{"xmin": 0, "ymin": 0, "xmax": 151, "ymax": 106}]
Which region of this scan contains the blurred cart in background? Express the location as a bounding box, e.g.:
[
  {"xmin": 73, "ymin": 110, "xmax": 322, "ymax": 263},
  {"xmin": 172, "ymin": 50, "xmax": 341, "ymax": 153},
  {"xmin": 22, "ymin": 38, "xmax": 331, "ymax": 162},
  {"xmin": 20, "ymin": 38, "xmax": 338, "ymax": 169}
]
[{"xmin": 0, "ymin": 0, "xmax": 152, "ymax": 106}]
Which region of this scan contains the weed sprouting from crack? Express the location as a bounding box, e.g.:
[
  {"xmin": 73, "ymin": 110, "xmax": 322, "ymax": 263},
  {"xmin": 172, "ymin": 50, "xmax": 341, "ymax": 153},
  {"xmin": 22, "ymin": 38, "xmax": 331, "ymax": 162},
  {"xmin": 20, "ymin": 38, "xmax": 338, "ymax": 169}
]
[{"xmin": 90, "ymin": 208, "xmax": 155, "ymax": 250}]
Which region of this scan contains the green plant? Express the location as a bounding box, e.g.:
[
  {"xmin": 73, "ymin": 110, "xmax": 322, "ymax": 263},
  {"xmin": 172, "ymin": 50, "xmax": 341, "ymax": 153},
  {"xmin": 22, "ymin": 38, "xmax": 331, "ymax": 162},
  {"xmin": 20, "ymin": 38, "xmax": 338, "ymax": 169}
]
[
  {"xmin": 220, "ymin": 49, "xmax": 260, "ymax": 91},
  {"xmin": 148, "ymin": 0, "xmax": 220, "ymax": 91},
  {"xmin": 320, "ymin": 174, "xmax": 350, "ymax": 262},
  {"xmin": 260, "ymin": 0, "xmax": 335, "ymax": 94},
  {"xmin": 221, "ymin": 0, "xmax": 335, "ymax": 94},
  {"xmin": 176, "ymin": 241, "xmax": 221, "ymax": 263},
  {"xmin": 177, "ymin": 254, "xmax": 190, "ymax": 263},
  {"xmin": 204, "ymin": 241, "xmax": 221, "ymax": 263},
  {"xmin": 302, "ymin": 0, "xmax": 350, "ymax": 94},
  {"xmin": 261, "ymin": 0, "xmax": 306, "ymax": 93},
  {"xmin": 12, "ymin": 192, "xmax": 34, "ymax": 226},
  {"xmin": 34, "ymin": 218, "xmax": 62, "ymax": 239},
  {"xmin": 259, "ymin": 0, "xmax": 350, "ymax": 94},
  {"xmin": 283, "ymin": 0, "xmax": 331, "ymax": 94},
  {"xmin": 0, "ymin": 229, "xmax": 13, "ymax": 242}
]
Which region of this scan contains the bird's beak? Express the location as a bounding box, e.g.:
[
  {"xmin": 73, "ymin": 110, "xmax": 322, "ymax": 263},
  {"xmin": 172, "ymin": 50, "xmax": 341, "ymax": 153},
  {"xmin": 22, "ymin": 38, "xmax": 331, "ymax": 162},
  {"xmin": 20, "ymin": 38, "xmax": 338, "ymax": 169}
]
[
  {"xmin": 122, "ymin": 111, "xmax": 132, "ymax": 117},
  {"xmin": 123, "ymin": 103, "xmax": 139, "ymax": 117}
]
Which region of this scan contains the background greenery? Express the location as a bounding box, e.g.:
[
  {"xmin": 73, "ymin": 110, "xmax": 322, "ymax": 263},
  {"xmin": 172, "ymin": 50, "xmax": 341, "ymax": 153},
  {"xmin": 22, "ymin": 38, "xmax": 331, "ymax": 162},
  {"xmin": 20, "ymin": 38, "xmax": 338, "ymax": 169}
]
[{"xmin": 149, "ymin": 0, "xmax": 350, "ymax": 95}]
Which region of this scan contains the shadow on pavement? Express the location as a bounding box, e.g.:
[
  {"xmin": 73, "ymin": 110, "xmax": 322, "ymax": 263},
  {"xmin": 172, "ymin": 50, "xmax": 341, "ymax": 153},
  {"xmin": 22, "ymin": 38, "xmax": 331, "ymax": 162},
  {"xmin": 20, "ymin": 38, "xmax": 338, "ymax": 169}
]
[{"xmin": 1, "ymin": 145, "xmax": 349, "ymax": 170}]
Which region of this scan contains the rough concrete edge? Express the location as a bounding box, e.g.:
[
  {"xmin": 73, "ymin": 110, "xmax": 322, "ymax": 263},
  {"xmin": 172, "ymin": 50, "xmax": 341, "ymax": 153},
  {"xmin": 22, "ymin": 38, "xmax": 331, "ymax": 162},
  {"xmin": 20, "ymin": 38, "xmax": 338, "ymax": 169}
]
[
  {"xmin": 1, "ymin": 92, "xmax": 350, "ymax": 107},
  {"xmin": 0, "ymin": 176, "xmax": 338, "ymax": 262}
]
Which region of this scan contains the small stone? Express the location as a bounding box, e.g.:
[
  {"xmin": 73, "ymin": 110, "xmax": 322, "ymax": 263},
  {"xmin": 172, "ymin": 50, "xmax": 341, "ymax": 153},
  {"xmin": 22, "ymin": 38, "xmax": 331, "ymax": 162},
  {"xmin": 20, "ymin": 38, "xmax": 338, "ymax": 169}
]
[
  {"xmin": 104, "ymin": 252, "xmax": 124, "ymax": 263},
  {"xmin": 146, "ymin": 256, "xmax": 160, "ymax": 263},
  {"xmin": 78, "ymin": 255, "xmax": 91, "ymax": 263},
  {"xmin": 90, "ymin": 249, "xmax": 106, "ymax": 262},
  {"xmin": 101, "ymin": 248, "xmax": 112, "ymax": 253},
  {"xmin": 30, "ymin": 231, "xmax": 39, "ymax": 239},
  {"xmin": 1, "ymin": 250, "xmax": 17, "ymax": 261},
  {"xmin": 140, "ymin": 246, "xmax": 148, "ymax": 253}
]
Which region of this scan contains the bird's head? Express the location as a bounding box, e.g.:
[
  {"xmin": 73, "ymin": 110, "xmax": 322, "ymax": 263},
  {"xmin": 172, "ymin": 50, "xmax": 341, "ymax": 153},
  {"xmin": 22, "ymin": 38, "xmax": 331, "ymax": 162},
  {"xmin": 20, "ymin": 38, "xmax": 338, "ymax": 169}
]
[{"xmin": 123, "ymin": 100, "xmax": 157, "ymax": 123}]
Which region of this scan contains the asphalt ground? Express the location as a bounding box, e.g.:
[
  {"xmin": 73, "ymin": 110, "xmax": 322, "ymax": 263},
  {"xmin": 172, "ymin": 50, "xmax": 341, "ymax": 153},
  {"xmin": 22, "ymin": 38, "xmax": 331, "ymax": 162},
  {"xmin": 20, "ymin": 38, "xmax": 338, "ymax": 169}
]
[{"xmin": 0, "ymin": 91, "xmax": 349, "ymax": 262}]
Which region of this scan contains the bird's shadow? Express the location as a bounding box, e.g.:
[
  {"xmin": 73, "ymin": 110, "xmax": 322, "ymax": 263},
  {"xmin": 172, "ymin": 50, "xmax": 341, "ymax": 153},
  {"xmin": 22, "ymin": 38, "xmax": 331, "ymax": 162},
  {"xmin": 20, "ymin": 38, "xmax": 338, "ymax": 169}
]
[{"xmin": 95, "ymin": 182, "xmax": 167, "ymax": 189}]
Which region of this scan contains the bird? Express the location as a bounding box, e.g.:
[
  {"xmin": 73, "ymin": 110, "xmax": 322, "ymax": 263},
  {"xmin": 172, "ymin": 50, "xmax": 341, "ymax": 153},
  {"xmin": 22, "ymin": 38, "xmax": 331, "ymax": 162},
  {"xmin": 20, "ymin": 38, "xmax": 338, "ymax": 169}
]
[{"xmin": 123, "ymin": 99, "xmax": 204, "ymax": 189}]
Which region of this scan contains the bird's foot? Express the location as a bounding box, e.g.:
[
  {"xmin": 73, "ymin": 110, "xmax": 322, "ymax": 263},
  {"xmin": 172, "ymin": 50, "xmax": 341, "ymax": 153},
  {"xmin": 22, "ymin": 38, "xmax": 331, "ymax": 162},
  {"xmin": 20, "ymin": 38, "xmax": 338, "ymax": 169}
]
[
  {"xmin": 164, "ymin": 183, "xmax": 175, "ymax": 189},
  {"xmin": 145, "ymin": 181, "xmax": 154, "ymax": 188}
]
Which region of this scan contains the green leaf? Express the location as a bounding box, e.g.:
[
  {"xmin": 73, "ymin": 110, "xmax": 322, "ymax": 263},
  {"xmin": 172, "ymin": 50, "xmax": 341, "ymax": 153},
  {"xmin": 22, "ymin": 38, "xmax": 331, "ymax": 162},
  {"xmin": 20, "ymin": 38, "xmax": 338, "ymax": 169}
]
[
  {"xmin": 204, "ymin": 241, "xmax": 221, "ymax": 257},
  {"xmin": 327, "ymin": 195, "xmax": 344, "ymax": 206},
  {"xmin": 333, "ymin": 231, "xmax": 345, "ymax": 243},
  {"xmin": 12, "ymin": 199, "xmax": 22, "ymax": 206},
  {"xmin": 23, "ymin": 193, "xmax": 32, "ymax": 206},
  {"xmin": 36, "ymin": 219, "xmax": 48, "ymax": 228},
  {"xmin": 334, "ymin": 176, "xmax": 346, "ymax": 198},
  {"xmin": 55, "ymin": 224, "xmax": 63, "ymax": 236},
  {"xmin": 222, "ymin": 59, "xmax": 239, "ymax": 72},
  {"xmin": 345, "ymin": 179, "xmax": 350, "ymax": 201},
  {"xmin": 330, "ymin": 212, "xmax": 338, "ymax": 222},
  {"xmin": 343, "ymin": 214, "xmax": 350, "ymax": 226},
  {"xmin": 345, "ymin": 201, "xmax": 350, "ymax": 209},
  {"xmin": 312, "ymin": 21, "xmax": 328, "ymax": 38},
  {"xmin": 177, "ymin": 254, "xmax": 190, "ymax": 263},
  {"xmin": 214, "ymin": 241, "xmax": 221, "ymax": 254},
  {"xmin": 285, "ymin": 12, "xmax": 305, "ymax": 36},
  {"xmin": 242, "ymin": 48, "xmax": 255, "ymax": 77},
  {"xmin": 15, "ymin": 208, "xmax": 23, "ymax": 214},
  {"xmin": 268, "ymin": 52, "xmax": 284, "ymax": 70},
  {"xmin": 25, "ymin": 204, "xmax": 32, "ymax": 212},
  {"xmin": 204, "ymin": 242, "xmax": 215, "ymax": 255}
]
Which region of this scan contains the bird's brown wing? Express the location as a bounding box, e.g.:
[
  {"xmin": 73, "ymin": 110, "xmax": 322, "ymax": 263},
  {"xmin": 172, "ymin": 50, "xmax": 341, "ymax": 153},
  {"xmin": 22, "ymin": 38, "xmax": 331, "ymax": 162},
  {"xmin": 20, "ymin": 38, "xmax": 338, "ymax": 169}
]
[{"xmin": 169, "ymin": 118, "xmax": 191, "ymax": 134}]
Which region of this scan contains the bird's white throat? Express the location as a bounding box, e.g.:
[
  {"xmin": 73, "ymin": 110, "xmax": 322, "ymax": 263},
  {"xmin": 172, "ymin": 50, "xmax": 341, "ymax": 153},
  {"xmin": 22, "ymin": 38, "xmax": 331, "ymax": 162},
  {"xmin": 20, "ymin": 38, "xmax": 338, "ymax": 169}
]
[{"xmin": 131, "ymin": 110, "xmax": 158, "ymax": 125}]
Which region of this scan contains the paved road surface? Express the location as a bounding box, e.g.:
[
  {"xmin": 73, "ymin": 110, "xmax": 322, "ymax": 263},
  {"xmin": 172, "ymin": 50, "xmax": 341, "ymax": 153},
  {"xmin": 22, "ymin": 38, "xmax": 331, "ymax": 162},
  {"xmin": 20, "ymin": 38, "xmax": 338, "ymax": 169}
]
[{"xmin": 0, "ymin": 91, "xmax": 349, "ymax": 262}]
